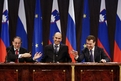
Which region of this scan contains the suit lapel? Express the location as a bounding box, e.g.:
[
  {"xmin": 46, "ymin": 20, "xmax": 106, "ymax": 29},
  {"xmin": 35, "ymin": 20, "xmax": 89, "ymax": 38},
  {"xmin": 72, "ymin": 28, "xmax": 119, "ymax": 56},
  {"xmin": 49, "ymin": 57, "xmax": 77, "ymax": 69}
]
[
  {"xmin": 51, "ymin": 44, "xmax": 55, "ymax": 53},
  {"xmin": 94, "ymin": 46, "xmax": 98, "ymax": 59},
  {"xmin": 11, "ymin": 46, "xmax": 16, "ymax": 54},
  {"xmin": 85, "ymin": 48, "xmax": 90, "ymax": 60}
]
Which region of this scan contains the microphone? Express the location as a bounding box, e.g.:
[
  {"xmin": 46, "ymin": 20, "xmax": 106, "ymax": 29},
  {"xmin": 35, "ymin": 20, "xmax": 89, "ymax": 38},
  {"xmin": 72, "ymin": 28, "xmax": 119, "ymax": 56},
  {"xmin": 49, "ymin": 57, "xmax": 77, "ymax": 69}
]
[
  {"xmin": 53, "ymin": 45, "xmax": 58, "ymax": 63},
  {"xmin": 53, "ymin": 54, "xmax": 55, "ymax": 63}
]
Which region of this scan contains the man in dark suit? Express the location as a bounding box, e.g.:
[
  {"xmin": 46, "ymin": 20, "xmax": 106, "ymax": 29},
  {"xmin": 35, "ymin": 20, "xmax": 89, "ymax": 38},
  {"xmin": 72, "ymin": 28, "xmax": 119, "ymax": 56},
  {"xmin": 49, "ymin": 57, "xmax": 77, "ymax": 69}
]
[
  {"xmin": 6, "ymin": 36, "xmax": 42, "ymax": 63},
  {"xmin": 41, "ymin": 32, "xmax": 72, "ymax": 63},
  {"xmin": 72, "ymin": 35, "xmax": 110, "ymax": 63}
]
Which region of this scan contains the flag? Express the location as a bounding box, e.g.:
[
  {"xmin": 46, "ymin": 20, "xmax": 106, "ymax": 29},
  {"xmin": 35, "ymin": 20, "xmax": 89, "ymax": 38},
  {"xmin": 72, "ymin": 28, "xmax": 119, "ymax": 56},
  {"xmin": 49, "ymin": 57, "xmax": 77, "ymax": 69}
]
[
  {"xmin": 66, "ymin": 0, "xmax": 76, "ymax": 62},
  {"xmin": 97, "ymin": 0, "xmax": 111, "ymax": 59},
  {"xmin": 80, "ymin": 0, "xmax": 90, "ymax": 62},
  {"xmin": 0, "ymin": 0, "xmax": 10, "ymax": 62},
  {"xmin": 80, "ymin": 0, "xmax": 90, "ymax": 52},
  {"xmin": 16, "ymin": 0, "xmax": 28, "ymax": 49},
  {"xmin": 32, "ymin": 0, "xmax": 43, "ymax": 61},
  {"xmin": 49, "ymin": 0, "xmax": 61, "ymax": 44},
  {"xmin": 113, "ymin": 0, "xmax": 121, "ymax": 62}
]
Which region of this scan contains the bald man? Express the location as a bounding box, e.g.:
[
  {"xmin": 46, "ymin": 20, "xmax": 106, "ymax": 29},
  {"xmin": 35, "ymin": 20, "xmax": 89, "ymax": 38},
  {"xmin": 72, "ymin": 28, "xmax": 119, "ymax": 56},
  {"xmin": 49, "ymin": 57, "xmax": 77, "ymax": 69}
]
[{"xmin": 41, "ymin": 32, "xmax": 72, "ymax": 63}]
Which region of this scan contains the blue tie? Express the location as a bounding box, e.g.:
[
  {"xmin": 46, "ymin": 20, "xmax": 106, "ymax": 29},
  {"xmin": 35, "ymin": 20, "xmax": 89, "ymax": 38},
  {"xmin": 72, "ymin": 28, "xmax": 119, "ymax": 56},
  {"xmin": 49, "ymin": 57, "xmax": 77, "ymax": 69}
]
[
  {"xmin": 90, "ymin": 50, "xmax": 94, "ymax": 62},
  {"xmin": 54, "ymin": 45, "xmax": 58, "ymax": 53}
]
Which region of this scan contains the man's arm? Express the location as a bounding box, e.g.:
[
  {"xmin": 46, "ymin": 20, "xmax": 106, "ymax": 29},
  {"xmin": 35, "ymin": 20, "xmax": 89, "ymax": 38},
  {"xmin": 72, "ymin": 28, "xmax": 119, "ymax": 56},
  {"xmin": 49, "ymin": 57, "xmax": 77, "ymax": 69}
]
[
  {"xmin": 6, "ymin": 47, "xmax": 18, "ymax": 62},
  {"xmin": 65, "ymin": 46, "xmax": 72, "ymax": 62},
  {"xmin": 72, "ymin": 50, "xmax": 85, "ymax": 62},
  {"xmin": 100, "ymin": 48, "xmax": 111, "ymax": 62}
]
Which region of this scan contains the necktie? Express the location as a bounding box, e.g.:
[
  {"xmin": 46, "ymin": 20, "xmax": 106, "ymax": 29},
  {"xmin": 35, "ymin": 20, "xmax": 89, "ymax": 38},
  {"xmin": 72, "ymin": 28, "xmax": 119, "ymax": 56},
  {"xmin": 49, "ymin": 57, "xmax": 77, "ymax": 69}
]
[
  {"xmin": 54, "ymin": 45, "xmax": 58, "ymax": 53},
  {"xmin": 90, "ymin": 50, "xmax": 94, "ymax": 62},
  {"xmin": 15, "ymin": 49, "xmax": 19, "ymax": 63},
  {"xmin": 53, "ymin": 45, "xmax": 58, "ymax": 63},
  {"xmin": 15, "ymin": 49, "xmax": 18, "ymax": 55}
]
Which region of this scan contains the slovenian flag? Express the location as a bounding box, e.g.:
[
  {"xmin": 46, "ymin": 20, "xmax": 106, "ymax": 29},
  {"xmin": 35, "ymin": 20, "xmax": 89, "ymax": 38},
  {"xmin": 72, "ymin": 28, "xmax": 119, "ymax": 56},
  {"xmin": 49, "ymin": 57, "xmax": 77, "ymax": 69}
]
[
  {"xmin": 49, "ymin": 0, "xmax": 61, "ymax": 44},
  {"xmin": 66, "ymin": 0, "xmax": 76, "ymax": 62},
  {"xmin": 113, "ymin": 0, "xmax": 121, "ymax": 62},
  {"xmin": 97, "ymin": 0, "xmax": 111, "ymax": 59},
  {"xmin": 32, "ymin": 0, "xmax": 43, "ymax": 61},
  {"xmin": 0, "ymin": 0, "xmax": 10, "ymax": 62},
  {"xmin": 16, "ymin": 0, "xmax": 28, "ymax": 49}
]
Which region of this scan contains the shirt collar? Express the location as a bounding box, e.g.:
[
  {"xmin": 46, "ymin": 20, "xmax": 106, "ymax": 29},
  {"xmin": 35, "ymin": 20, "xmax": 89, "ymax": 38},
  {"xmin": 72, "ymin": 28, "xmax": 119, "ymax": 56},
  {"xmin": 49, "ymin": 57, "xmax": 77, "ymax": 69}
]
[
  {"xmin": 92, "ymin": 46, "xmax": 95, "ymax": 51},
  {"xmin": 14, "ymin": 48, "xmax": 20, "ymax": 51},
  {"xmin": 53, "ymin": 44, "xmax": 60, "ymax": 47},
  {"xmin": 89, "ymin": 46, "xmax": 95, "ymax": 51}
]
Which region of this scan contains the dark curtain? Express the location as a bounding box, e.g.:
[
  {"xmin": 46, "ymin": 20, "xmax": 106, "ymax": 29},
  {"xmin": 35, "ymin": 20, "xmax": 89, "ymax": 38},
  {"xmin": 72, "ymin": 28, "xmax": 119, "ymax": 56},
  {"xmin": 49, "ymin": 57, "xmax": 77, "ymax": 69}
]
[{"xmin": 0, "ymin": 0, "xmax": 118, "ymax": 61}]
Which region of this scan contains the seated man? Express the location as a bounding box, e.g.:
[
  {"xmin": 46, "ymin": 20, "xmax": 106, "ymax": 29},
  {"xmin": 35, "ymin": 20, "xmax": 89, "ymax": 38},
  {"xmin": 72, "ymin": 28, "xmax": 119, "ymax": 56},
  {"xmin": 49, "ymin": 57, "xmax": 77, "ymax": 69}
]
[
  {"xmin": 6, "ymin": 36, "xmax": 42, "ymax": 63},
  {"xmin": 72, "ymin": 35, "xmax": 110, "ymax": 63},
  {"xmin": 40, "ymin": 32, "xmax": 72, "ymax": 63}
]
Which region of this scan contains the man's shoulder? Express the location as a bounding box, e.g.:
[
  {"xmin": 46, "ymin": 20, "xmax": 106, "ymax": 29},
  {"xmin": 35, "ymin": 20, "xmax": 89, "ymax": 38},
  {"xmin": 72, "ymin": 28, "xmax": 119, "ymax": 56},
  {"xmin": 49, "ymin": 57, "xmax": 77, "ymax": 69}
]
[
  {"xmin": 7, "ymin": 46, "xmax": 13, "ymax": 50},
  {"xmin": 44, "ymin": 44, "xmax": 53, "ymax": 48},
  {"xmin": 95, "ymin": 46, "xmax": 103, "ymax": 50},
  {"xmin": 94, "ymin": 46, "xmax": 104, "ymax": 52},
  {"xmin": 61, "ymin": 44, "xmax": 66, "ymax": 46},
  {"xmin": 45, "ymin": 44, "xmax": 52, "ymax": 46},
  {"xmin": 60, "ymin": 44, "xmax": 68, "ymax": 48},
  {"xmin": 20, "ymin": 47, "xmax": 27, "ymax": 51},
  {"xmin": 7, "ymin": 46, "xmax": 12, "ymax": 49},
  {"xmin": 82, "ymin": 47, "xmax": 88, "ymax": 52}
]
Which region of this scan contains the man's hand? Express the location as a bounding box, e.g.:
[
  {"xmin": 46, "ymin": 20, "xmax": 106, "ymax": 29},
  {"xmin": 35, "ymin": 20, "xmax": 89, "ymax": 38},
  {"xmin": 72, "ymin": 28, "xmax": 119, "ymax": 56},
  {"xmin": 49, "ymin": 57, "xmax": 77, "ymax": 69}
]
[
  {"xmin": 71, "ymin": 50, "xmax": 78, "ymax": 58},
  {"xmin": 21, "ymin": 53, "xmax": 31, "ymax": 58},
  {"xmin": 100, "ymin": 59, "xmax": 106, "ymax": 63},
  {"xmin": 33, "ymin": 52, "xmax": 42, "ymax": 60}
]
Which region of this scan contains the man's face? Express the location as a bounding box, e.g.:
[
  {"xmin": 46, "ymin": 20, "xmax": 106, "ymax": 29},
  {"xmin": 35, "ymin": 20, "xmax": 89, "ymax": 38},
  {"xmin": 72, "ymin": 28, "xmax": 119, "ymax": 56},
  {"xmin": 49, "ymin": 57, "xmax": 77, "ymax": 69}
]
[
  {"xmin": 12, "ymin": 38, "xmax": 22, "ymax": 49},
  {"xmin": 86, "ymin": 39, "xmax": 95, "ymax": 50},
  {"xmin": 53, "ymin": 33, "xmax": 62, "ymax": 45}
]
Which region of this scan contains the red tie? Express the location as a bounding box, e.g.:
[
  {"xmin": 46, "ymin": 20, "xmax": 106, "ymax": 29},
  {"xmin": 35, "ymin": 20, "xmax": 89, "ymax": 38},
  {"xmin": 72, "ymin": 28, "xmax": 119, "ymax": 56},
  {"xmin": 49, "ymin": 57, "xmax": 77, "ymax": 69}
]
[{"xmin": 15, "ymin": 49, "xmax": 18, "ymax": 63}]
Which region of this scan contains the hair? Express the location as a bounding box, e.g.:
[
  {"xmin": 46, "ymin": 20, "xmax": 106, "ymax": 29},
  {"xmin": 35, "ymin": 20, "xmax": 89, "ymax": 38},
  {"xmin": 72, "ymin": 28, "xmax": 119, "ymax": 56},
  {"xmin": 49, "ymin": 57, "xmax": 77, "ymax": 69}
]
[
  {"xmin": 86, "ymin": 35, "xmax": 96, "ymax": 42},
  {"xmin": 13, "ymin": 36, "xmax": 22, "ymax": 42}
]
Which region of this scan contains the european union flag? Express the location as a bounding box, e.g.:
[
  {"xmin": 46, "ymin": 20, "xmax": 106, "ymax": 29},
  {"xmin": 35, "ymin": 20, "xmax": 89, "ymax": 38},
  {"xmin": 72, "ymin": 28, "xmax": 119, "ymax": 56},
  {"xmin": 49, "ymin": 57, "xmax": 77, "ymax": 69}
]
[
  {"xmin": 80, "ymin": 0, "xmax": 90, "ymax": 51},
  {"xmin": 80, "ymin": 0, "xmax": 90, "ymax": 62},
  {"xmin": 32, "ymin": 0, "xmax": 43, "ymax": 61}
]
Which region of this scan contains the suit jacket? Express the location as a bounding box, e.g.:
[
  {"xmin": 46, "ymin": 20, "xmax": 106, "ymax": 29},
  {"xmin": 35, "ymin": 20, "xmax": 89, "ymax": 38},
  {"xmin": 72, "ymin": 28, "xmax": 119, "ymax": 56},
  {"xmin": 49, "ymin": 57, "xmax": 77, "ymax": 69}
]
[
  {"xmin": 6, "ymin": 46, "xmax": 35, "ymax": 63},
  {"xmin": 76, "ymin": 46, "xmax": 110, "ymax": 62},
  {"xmin": 41, "ymin": 44, "xmax": 72, "ymax": 63}
]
